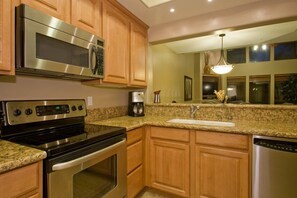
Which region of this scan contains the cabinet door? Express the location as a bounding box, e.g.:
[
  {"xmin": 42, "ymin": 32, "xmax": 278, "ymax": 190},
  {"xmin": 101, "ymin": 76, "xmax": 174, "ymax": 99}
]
[
  {"xmin": 195, "ymin": 145, "xmax": 249, "ymax": 198},
  {"xmin": 130, "ymin": 22, "xmax": 147, "ymax": 86},
  {"xmin": 71, "ymin": 0, "xmax": 101, "ymax": 36},
  {"xmin": 21, "ymin": 0, "xmax": 70, "ymax": 22},
  {"xmin": 0, "ymin": 0, "xmax": 13, "ymax": 75},
  {"xmin": 150, "ymin": 139, "xmax": 190, "ymax": 197},
  {"xmin": 0, "ymin": 162, "xmax": 42, "ymax": 198},
  {"xmin": 102, "ymin": 2, "xmax": 129, "ymax": 84}
]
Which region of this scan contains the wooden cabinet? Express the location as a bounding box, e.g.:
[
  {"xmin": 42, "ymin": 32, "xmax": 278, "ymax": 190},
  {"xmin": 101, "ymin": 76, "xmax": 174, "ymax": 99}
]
[
  {"xmin": 130, "ymin": 22, "xmax": 147, "ymax": 86},
  {"xmin": 0, "ymin": 0, "xmax": 14, "ymax": 75},
  {"xmin": 149, "ymin": 127, "xmax": 190, "ymax": 197},
  {"xmin": 0, "ymin": 161, "xmax": 43, "ymax": 198},
  {"xmin": 20, "ymin": 0, "xmax": 70, "ymax": 22},
  {"xmin": 127, "ymin": 127, "xmax": 145, "ymax": 198},
  {"xmin": 71, "ymin": 0, "xmax": 102, "ymax": 36},
  {"xmin": 195, "ymin": 131, "xmax": 250, "ymax": 198},
  {"xmin": 100, "ymin": 0, "xmax": 148, "ymax": 87},
  {"xmin": 102, "ymin": 1, "xmax": 130, "ymax": 85}
]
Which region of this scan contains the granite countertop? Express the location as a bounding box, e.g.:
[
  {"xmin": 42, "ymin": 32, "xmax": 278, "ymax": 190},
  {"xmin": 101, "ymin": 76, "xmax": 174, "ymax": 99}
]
[
  {"xmin": 90, "ymin": 115, "xmax": 297, "ymax": 139},
  {"xmin": 0, "ymin": 140, "xmax": 46, "ymax": 174}
]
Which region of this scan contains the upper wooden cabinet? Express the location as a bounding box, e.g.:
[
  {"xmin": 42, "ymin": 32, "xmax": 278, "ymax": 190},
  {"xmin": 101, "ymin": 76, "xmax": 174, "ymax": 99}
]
[
  {"xmin": 130, "ymin": 22, "xmax": 147, "ymax": 86},
  {"xmin": 0, "ymin": 0, "xmax": 14, "ymax": 75},
  {"xmin": 102, "ymin": 1, "xmax": 130, "ymax": 85},
  {"xmin": 20, "ymin": 0, "xmax": 70, "ymax": 22},
  {"xmin": 99, "ymin": 0, "xmax": 148, "ymax": 87},
  {"xmin": 71, "ymin": 0, "xmax": 102, "ymax": 36}
]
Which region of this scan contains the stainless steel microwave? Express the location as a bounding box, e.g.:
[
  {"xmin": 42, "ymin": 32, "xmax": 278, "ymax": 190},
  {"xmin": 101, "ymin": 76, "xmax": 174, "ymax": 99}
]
[{"xmin": 15, "ymin": 4, "xmax": 104, "ymax": 80}]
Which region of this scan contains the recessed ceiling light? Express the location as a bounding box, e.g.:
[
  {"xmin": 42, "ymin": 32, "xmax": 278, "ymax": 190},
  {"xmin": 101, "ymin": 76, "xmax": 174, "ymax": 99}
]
[
  {"xmin": 208, "ymin": 0, "xmax": 213, "ymax": 2},
  {"xmin": 262, "ymin": 44, "xmax": 268, "ymax": 50},
  {"xmin": 253, "ymin": 45, "xmax": 259, "ymax": 51},
  {"xmin": 170, "ymin": 8, "xmax": 175, "ymax": 13}
]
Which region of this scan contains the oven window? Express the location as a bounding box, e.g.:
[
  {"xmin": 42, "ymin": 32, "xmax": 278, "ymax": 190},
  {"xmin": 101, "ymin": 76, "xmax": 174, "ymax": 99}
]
[
  {"xmin": 73, "ymin": 155, "xmax": 117, "ymax": 198},
  {"xmin": 36, "ymin": 33, "xmax": 89, "ymax": 68}
]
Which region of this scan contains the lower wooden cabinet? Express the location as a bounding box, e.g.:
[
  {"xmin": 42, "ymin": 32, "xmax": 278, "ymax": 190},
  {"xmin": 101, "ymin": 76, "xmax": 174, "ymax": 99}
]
[
  {"xmin": 195, "ymin": 131, "xmax": 250, "ymax": 198},
  {"xmin": 127, "ymin": 127, "xmax": 145, "ymax": 198},
  {"xmin": 127, "ymin": 165, "xmax": 144, "ymax": 198},
  {"xmin": 0, "ymin": 161, "xmax": 43, "ymax": 198},
  {"xmin": 149, "ymin": 127, "xmax": 190, "ymax": 197}
]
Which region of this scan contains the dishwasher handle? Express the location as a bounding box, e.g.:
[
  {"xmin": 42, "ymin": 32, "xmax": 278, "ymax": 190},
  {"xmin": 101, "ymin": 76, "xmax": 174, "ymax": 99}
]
[
  {"xmin": 254, "ymin": 138, "xmax": 297, "ymax": 153},
  {"xmin": 52, "ymin": 138, "xmax": 126, "ymax": 171}
]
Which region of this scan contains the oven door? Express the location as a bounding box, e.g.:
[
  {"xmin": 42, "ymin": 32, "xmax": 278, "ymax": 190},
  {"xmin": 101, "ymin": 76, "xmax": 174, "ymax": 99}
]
[
  {"xmin": 16, "ymin": 15, "xmax": 101, "ymax": 79},
  {"xmin": 47, "ymin": 138, "xmax": 126, "ymax": 198}
]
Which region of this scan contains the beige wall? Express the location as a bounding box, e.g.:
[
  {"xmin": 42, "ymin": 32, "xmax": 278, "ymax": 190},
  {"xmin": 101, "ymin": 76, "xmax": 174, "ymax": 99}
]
[
  {"xmin": 150, "ymin": 45, "xmax": 195, "ymax": 103},
  {"xmin": 0, "ymin": 75, "xmax": 129, "ymax": 109}
]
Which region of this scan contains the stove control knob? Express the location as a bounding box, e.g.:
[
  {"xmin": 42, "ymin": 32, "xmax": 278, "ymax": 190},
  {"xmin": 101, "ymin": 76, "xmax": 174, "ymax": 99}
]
[
  {"xmin": 71, "ymin": 105, "xmax": 77, "ymax": 111},
  {"xmin": 13, "ymin": 109, "xmax": 22, "ymax": 117},
  {"xmin": 25, "ymin": 108, "xmax": 33, "ymax": 115},
  {"xmin": 78, "ymin": 105, "xmax": 83, "ymax": 111}
]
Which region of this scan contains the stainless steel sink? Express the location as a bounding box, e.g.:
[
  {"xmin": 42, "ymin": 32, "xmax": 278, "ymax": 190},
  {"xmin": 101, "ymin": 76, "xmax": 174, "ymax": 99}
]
[{"xmin": 167, "ymin": 118, "xmax": 235, "ymax": 127}]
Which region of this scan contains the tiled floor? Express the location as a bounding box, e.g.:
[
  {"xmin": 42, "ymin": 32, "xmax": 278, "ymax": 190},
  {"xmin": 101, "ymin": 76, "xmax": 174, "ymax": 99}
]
[{"xmin": 136, "ymin": 188, "xmax": 183, "ymax": 198}]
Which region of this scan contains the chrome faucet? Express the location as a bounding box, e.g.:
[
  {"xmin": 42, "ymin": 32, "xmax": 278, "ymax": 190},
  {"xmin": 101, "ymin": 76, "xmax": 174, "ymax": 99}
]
[{"xmin": 190, "ymin": 105, "xmax": 200, "ymax": 119}]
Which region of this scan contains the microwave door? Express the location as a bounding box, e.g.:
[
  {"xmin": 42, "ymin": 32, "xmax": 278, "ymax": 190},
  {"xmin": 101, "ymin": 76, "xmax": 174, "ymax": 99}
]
[{"xmin": 17, "ymin": 18, "xmax": 97, "ymax": 78}]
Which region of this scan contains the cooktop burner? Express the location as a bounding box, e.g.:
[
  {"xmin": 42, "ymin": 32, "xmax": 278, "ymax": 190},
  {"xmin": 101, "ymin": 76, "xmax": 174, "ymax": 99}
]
[{"xmin": 8, "ymin": 124, "xmax": 125, "ymax": 157}]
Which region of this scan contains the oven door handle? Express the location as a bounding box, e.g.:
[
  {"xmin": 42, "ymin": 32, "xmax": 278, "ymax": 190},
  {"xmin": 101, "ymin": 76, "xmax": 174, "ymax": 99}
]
[{"xmin": 52, "ymin": 139, "xmax": 126, "ymax": 171}]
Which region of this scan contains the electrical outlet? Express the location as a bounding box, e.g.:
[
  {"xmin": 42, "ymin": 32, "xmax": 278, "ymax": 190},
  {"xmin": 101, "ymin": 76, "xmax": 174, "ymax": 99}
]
[{"xmin": 87, "ymin": 96, "xmax": 93, "ymax": 106}]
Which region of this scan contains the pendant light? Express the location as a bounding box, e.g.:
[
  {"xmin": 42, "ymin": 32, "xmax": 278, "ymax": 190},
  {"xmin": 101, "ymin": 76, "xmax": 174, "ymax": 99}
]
[{"xmin": 211, "ymin": 34, "xmax": 233, "ymax": 74}]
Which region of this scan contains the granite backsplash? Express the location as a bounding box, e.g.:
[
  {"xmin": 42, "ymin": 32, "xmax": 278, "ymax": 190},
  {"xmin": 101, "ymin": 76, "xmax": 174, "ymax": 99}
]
[{"xmin": 85, "ymin": 104, "xmax": 297, "ymax": 124}]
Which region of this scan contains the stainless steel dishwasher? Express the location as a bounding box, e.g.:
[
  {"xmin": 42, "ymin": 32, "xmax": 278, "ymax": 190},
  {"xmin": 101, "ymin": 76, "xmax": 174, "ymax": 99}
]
[{"xmin": 253, "ymin": 135, "xmax": 297, "ymax": 198}]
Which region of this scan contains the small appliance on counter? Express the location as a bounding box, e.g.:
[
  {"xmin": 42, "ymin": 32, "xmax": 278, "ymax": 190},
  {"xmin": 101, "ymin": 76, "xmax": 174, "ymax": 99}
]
[{"xmin": 128, "ymin": 91, "xmax": 145, "ymax": 117}]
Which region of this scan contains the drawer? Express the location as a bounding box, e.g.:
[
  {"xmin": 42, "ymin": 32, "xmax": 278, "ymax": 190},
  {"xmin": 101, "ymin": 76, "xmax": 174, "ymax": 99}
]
[
  {"xmin": 151, "ymin": 127, "xmax": 190, "ymax": 142},
  {"xmin": 127, "ymin": 165, "xmax": 144, "ymax": 198},
  {"xmin": 127, "ymin": 127, "xmax": 143, "ymax": 145},
  {"xmin": 0, "ymin": 162, "xmax": 41, "ymax": 198},
  {"xmin": 127, "ymin": 140, "xmax": 143, "ymax": 174},
  {"xmin": 196, "ymin": 131, "xmax": 249, "ymax": 150}
]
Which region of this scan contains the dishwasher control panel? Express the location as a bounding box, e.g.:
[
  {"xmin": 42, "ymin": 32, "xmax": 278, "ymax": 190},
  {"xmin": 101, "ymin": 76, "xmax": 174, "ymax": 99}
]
[{"xmin": 254, "ymin": 138, "xmax": 297, "ymax": 153}]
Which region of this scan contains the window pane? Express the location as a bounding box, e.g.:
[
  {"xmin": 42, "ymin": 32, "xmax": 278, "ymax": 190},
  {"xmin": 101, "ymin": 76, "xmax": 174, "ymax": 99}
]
[
  {"xmin": 249, "ymin": 75, "xmax": 270, "ymax": 104},
  {"xmin": 227, "ymin": 76, "xmax": 246, "ymax": 103},
  {"xmin": 227, "ymin": 48, "xmax": 246, "ymax": 64},
  {"xmin": 275, "ymin": 74, "xmax": 297, "ymax": 104},
  {"xmin": 249, "ymin": 45, "xmax": 270, "ymax": 62},
  {"xmin": 202, "ymin": 75, "xmax": 219, "ymax": 99},
  {"xmin": 274, "ymin": 41, "xmax": 297, "ymax": 60}
]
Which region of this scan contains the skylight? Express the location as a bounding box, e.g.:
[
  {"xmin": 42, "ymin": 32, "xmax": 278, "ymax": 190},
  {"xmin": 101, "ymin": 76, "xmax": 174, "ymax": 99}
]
[{"xmin": 140, "ymin": 0, "xmax": 172, "ymax": 8}]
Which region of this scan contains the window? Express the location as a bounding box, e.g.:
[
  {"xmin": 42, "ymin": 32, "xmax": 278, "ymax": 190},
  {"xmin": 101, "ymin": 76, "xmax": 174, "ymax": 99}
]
[
  {"xmin": 227, "ymin": 76, "xmax": 246, "ymax": 103},
  {"xmin": 275, "ymin": 74, "xmax": 297, "ymax": 104},
  {"xmin": 249, "ymin": 75, "xmax": 270, "ymax": 104},
  {"xmin": 249, "ymin": 45, "xmax": 270, "ymax": 62},
  {"xmin": 227, "ymin": 48, "xmax": 246, "ymax": 64},
  {"xmin": 202, "ymin": 75, "xmax": 220, "ymax": 99},
  {"xmin": 274, "ymin": 41, "xmax": 297, "ymax": 60}
]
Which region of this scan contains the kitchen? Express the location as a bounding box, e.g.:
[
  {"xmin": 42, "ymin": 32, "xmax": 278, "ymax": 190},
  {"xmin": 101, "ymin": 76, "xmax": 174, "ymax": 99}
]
[{"xmin": 0, "ymin": 0, "xmax": 297, "ymax": 198}]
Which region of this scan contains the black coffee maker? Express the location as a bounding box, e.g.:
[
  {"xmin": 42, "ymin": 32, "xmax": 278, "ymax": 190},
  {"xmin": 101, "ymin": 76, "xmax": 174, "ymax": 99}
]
[{"xmin": 128, "ymin": 91, "xmax": 145, "ymax": 117}]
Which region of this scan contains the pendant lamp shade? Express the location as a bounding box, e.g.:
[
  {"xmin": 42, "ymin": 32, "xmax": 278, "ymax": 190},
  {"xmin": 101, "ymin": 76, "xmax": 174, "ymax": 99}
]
[{"xmin": 211, "ymin": 34, "xmax": 233, "ymax": 74}]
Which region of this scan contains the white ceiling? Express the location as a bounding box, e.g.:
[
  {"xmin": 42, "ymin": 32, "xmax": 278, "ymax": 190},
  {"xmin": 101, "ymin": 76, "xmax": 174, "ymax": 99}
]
[
  {"xmin": 117, "ymin": 0, "xmax": 262, "ymax": 26},
  {"xmin": 117, "ymin": 0, "xmax": 297, "ymax": 53}
]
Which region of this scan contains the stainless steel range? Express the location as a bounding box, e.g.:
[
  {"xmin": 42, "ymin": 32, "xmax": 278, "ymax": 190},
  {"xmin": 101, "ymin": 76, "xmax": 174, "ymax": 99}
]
[{"xmin": 0, "ymin": 99, "xmax": 127, "ymax": 198}]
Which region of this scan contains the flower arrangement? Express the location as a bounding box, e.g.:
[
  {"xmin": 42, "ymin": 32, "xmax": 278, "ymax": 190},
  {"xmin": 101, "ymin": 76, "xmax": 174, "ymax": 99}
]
[{"xmin": 214, "ymin": 90, "xmax": 228, "ymax": 103}]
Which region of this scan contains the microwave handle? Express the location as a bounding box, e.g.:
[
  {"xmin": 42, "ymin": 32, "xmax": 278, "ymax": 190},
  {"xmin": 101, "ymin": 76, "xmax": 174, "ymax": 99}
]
[
  {"xmin": 52, "ymin": 139, "xmax": 126, "ymax": 171},
  {"xmin": 90, "ymin": 45, "xmax": 98, "ymax": 74}
]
